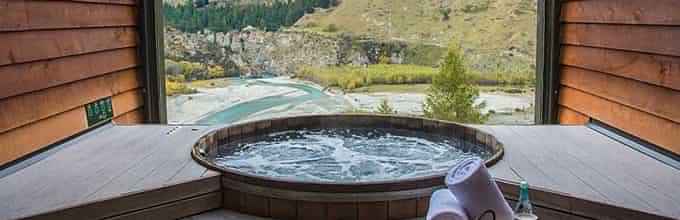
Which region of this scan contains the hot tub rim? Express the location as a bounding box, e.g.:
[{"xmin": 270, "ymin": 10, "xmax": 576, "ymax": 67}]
[{"xmin": 191, "ymin": 113, "xmax": 504, "ymax": 193}]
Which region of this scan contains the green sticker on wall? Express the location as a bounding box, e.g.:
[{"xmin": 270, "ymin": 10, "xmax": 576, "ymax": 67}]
[{"xmin": 85, "ymin": 97, "xmax": 113, "ymax": 127}]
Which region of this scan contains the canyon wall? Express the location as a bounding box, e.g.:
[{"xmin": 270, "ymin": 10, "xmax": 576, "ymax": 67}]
[{"xmin": 165, "ymin": 27, "xmax": 427, "ymax": 77}]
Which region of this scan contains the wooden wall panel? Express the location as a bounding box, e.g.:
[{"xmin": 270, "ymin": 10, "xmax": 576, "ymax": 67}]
[
  {"xmin": 561, "ymin": 45, "xmax": 680, "ymax": 91},
  {"xmin": 557, "ymin": 106, "xmax": 589, "ymax": 125},
  {"xmin": 561, "ymin": 66, "xmax": 680, "ymax": 123},
  {"xmin": 561, "ymin": 0, "xmax": 680, "ymax": 25},
  {"xmin": 0, "ymin": 1, "xmax": 137, "ymax": 31},
  {"xmin": 0, "ymin": 69, "xmax": 141, "ymax": 133},
  {"xmin": 0, "ymin": 48, "xmax": 138, "ymax": 99},
  {"xmin": 558, "ymin": 0, "xmax": 680, "ymax": 154},
  {"xmin": 562, "ymin": 23, "xmax": 680, "ymax": 57},
  {"xmin": 0, "ymin": 0, "xmax": 143, "ymax": 166},
  {"xmin": 0, "ymin": 89, "xmax": 143, "ymax": 165},
  {"xmin": 113, "ymin": 89, "xmax": 144, "ymax": 116},
  {"xmin": 113, "ymin": 108, "xmax": 145, "ymax": 124},
  {"xmin": 0, "ymin": 107, "xmax": 87, "ymax": 165},
  {"xmin": 0, "ymin": 27, "xmax": 138, "ymax": 66},
  {"xmin": 559, "ymin": 87, "xmax": 680, "ymax": 155},
  {"xmin": 72, "ymin": 0, "xmax": 137, "ymax": 5}
]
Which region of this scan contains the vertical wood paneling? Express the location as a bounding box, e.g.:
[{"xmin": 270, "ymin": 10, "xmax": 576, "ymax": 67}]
[
  {"xmin": 388, "ymin": 199, "xmax": 417, "ymax": 219},
  {"xmin": 357, "ymin": 202, "xmax": 387, "ymax": 220},
  {"xmin": 240, "ymin": 194, "xmax": 270, "ymax": 217},
  {"xmin": 222, "ymin": 189, "xmax": 242, "ymax": 211},
  {"xmin": 327, "ymin": 203, "xmax": 357, "ymax": 220},
  {"xmin": 416, "ymin": 196, "xmax": 430, "ymax": 217},
  {"xmin": 298, "ymin": 201, "xmax": 327, "ymax": 220},
  {"xmin": 269, "ymin": 198, "xmax": 297, "ymax": 220}
]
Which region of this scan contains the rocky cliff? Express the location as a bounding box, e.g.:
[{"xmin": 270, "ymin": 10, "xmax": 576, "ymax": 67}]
[{"xmin": 164, "ymin": 27, "xmax": 438, "ymax": 77}]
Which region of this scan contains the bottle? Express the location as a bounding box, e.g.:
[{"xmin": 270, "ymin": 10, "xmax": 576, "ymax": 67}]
[{"xmin": 514, "ymin": 181, "xmax": 538, "ymax": 220}]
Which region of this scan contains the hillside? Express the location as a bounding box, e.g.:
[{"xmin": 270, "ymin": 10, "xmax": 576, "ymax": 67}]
[
  {"xmin": 294, "ymin": 0, "xmax": 537, "ymax": 73},
  {"xmin": 163, "ymin": 0, "xmax": 290, "ymax": 7},
  {"xmin": 163, "ymin": 0, "xmax": 537, "ymax": 80}
]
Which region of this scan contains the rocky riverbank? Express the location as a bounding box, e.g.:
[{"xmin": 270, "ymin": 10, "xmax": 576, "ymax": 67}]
[{"xmin": 167, "ymin": 77, "xmax": 534, "ymax": 124}]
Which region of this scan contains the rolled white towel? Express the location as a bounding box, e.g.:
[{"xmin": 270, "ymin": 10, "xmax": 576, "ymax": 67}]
[
  {"xmin": 427, "ymin": 189, "xmax": 469, "ymax": 220},
  {"xmin": 446, "ymin": 158, "xmax": 513, "ymax": 220}
]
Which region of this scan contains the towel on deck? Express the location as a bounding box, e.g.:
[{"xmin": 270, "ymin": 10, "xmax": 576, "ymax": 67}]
[
  {"xmin": 426, "ymin": 189, "xmax": 469, "ymax": 220},
  {"xmin": 445, "ymin": 158, "xmax": 514, "ymax": 220}
]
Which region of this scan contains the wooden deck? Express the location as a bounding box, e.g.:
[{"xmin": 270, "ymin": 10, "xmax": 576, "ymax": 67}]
[
  {"xmin": 0, "ymin": 124, "xmax": 221, "ymax": 220},
  {"xmin": 0, "ymin": 124, "xmax": 679, "ymax": 219},
  {"xmin": 479, "ymin": 125, "xmax": 680, "ymax": 219}
]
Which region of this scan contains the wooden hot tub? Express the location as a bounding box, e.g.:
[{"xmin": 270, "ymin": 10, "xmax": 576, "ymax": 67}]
[{"xmin": 192, "ymin": 114, "xmax": 504, "ymax": 219}]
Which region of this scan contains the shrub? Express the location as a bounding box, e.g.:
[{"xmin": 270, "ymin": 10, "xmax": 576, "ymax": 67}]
[
  {"xmin": 165, "ymin": 80, "xmax": 197, "ymax": 96},
  {"xmin": 305, "ymin": 22, "xmax": 319, "ymax": 28},
  {"xmin": 439, "ymin": 8, "xmax": 452, "ymax": 21},
  {"xmin": 461, "ymin": 0, "xmax": 490, "ymax": 13},
  {"xmin": 375, "ymin": 99, "xmax": 396, "ymax": 114},
  {"xmin": 324, "ymin": 24, "xmax": 339, "ymax": 32},
  {"xmin": 207, "ymin": 65, "xmax": 225, "ymax": 79},
  {"xmin": 295, "ymin": 64, "xmax": 437, "ymax": 90},
  {"xmin": 178, "ymin": 61, "xmax": 203, "ymax": 80},
  {"xmin": 165, "ymin": 59, "xmax": 183, "ymax": 75},
  {"xmin": 378, "ymin": 53, "xmax": 391, "ymax": 64},
  {"xmin": 167, "ymin": 74, "xmax": 186, "ymax": 82}
]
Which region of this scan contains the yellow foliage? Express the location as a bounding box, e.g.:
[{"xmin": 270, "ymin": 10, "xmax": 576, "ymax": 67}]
[
  {"xmin": 165, "ymin": 80, "xmax": 197, "ymax": 96},
  {"xmin": 208, "ymin": 65, "xmax": 225, "ymax": 79},
  {"xmin": 296, "ymin": 64, "xmax": 437, "ymax": 91}
]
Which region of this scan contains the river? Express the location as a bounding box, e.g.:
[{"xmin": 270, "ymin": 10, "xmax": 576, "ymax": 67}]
[
  {"xmin": 167, "ymin": 77, "xmax": 534, "ymax": 125},
  {"xmin": 195, "ymin": 80, "xmax": 342, "ymax": 124}
]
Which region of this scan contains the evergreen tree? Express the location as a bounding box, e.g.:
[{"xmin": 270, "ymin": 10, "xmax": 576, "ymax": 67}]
[
  {"xmin": 163, "ymin": 0, "xmax": 336, "ymax": 33},
  {"xmin": 423, "ymin": 45, "xmax": 488, "ymax": 123}
]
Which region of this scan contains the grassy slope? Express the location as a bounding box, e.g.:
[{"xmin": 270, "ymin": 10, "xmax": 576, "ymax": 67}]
[
  {"xmin": 351, "ymin": 84, "xmax": 533, "ymax": 94},
  {"xmin": 296, "ymin": 64, "xmax": 437, "ymax": 90},
  {"xmin": 295, "ymin": 0, "xmax": 537, "ymax": 71}
]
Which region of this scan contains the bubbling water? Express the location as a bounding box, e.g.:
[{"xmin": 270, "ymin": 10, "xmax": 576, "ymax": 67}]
[{"xmin": 214, "ymin": 128, "xmax": 492, "ymax": 183}]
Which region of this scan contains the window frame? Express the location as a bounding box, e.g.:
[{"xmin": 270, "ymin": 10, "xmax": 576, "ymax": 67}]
[
  {"xmin": 139, "ymin": 0, "xmax": 167, "ymax": 123},
  {"xmin": 535, "ymin": 0, "xmax": 562, "ymax": 124}
]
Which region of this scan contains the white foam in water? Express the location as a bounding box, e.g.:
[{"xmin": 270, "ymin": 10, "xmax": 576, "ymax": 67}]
[{"xmin": 214, "ymin": 128, "xmax": 492, "ymax": 182}]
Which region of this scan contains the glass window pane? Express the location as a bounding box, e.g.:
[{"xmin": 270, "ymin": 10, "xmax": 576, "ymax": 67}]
[{"xmin": 163, "ymin": 0, "xmax": 537, "ymax": 125}]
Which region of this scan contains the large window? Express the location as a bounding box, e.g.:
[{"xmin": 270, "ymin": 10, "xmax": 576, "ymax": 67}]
[{"xmin": 162, "ymin": 0, "xmax": 537, "ymax": 125}]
